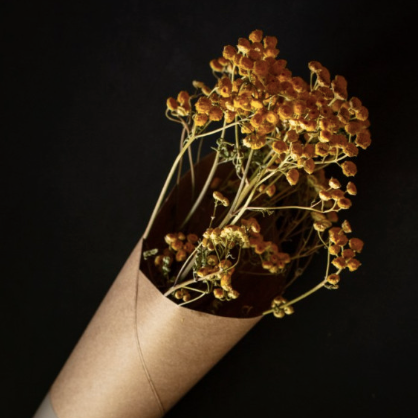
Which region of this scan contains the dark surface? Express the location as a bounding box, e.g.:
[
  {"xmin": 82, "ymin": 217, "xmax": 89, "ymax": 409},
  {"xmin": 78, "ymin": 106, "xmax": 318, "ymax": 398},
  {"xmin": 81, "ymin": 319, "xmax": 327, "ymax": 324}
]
[{"xmin": 3, "ymin": 1, "xmax": 417, "ymax": 417}]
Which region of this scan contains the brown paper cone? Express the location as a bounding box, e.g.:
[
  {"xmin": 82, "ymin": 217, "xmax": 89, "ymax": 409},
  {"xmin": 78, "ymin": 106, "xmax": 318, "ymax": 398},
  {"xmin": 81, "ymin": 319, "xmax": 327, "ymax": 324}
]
[
  {"xmin": 41, "ymin": 238, "xmax": 260, "ymax": 418},
  {"xmin": 34, "ymin": 152, "xmax": 288, "ymax": 417}
]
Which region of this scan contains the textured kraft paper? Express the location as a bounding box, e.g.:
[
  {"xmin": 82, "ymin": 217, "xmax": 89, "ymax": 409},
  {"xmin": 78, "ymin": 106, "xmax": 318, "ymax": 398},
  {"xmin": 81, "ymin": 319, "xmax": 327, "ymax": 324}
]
[
  {"xmin": 34, "ymin": 153, "xmax": 284, "ymax": 417},
  {"xmin": 44, "ymin": 238, "xmax": 260, "ymax": 418}
]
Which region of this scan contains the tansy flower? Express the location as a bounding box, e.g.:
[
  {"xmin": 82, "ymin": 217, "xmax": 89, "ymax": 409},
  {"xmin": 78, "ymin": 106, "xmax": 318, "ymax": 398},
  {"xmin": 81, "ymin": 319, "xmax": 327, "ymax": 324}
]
[
  {"xmin": 341, "ymin": 220, "xmax": 352, "ymax": 233},
  {"xmin": 303, "ymin": 144, "xmax": 315, "ymax": 158},
  {"xmin": 319, "ymin": 190, "xmax": 332, "ymax": 201},
  {"xmin": 266, "ymin": 110, "xmax": 279, "ymax": 125},
  {"xmin": 237, "ymin": 38, "xmax": 251, "ymax": 54},
  {"xmin": 355, "ymin": 106, "xmax": 369, "ymax": 121},
  {"xmin": 315, "ymin": 142, "xmax": 330, "ymax": 157},
  {"xmin": 349, "ymin": 238, "xmax": 364, "ymax": 253},
  {"xmin": 243, "ymin": 134, "xmax": 266, "ymax": 150},
  {"xmin": 332, "ymin": 257, "xmax": 346, "ymax": 269},
  {"xmin": 328, "ymin": 245, "xmax": 340, "ymax": 255},
  {"xmin": 263, "ymin": 35, "xmax": 278, "ymax": 49},
  {"xmin": 223, "ymin": 45, "xmax": 237, "ymax": 60},
  {"xmin": 345, "ymin": 121, "xmax": 365, "ymax": 135},
  {"xmin": 194, "ymin": 113, "xmax": 208, "ymax": 126},
  {"xmin": 304, "ymin": 158, "xmax": 315, "ymax": 174},
  {"xmin": 213, "ymin": 191, "xmax": 230, "ymax": 207},
  {"xmin": 166, "ymin": 97, "xmax": 178, "ymax": 111},
  {"xmin": 187, "ymin": 234, "xmax": 199, "ymax": 244},
  {"xmin": 342, "ymin": 249, "xmax": 355, "ymax": 259},
  {"xmin": 317, "ymin": 67, "xmax": 331, "ymax": 87},
  {"xmin": 338, "ymin": 197, "xmax": 352, "ymax": 209},
  {"xmin": 286, "ymin": 168, "xmax": 300, "ymax": 186},
  {"xmin": 253, "ymin": 60, "xmax": 269, "ymax": 76},
  {"xmin": 284, "ymin": 130, "xmax": 299, "ymax": 143},
  {"xmin": 225, "ymin": 110, "xmax": 236, "ymax": 123},
  {"xmin": 327, "ymin": 274, "xmax": 340, "ymax": 285},
  {"xmin": 347, "ymin": 259, "xmax": 361, "ymax": 271},
  {"xmin": 344, "ymin": 143, "xmax": 359, "ymax": 157},
  {"xmin": 346, "ymin": 182, "xmax": 357, "ymax": 195},
  {"xmin": 332, "ymin": 75, "xmax": 348, "ymax": 100},
  {"xmin": 213, "ymin": 288, "xmax": 225, "ymax": 299},
  {"xmin": 331, "ymin": 189, "xmax": 344, "ymax": 200},
  {"xmin": 355, "ymin": 130, "xmax": 372, "ymax": 149},
  {"xmin": 209, "ymin": 106, "xmax": 223, "ymax": 121},
  {"xmin": 308, "ymin": 61, "xmax": 323, "ymax": 73},
  {"xmin": 240, "ymin": 56, "xmax": 254, "ymax": 71},
  {"xmin": 176, "ymin": 250, "xmax": 187, "ymax": 262},
  {"xmin": 341, "ymin": 161, "xmax": 357, "ymax": 177},
  {"xmin": 210, "ymin": 59, "xmax": 224, "ymax": 72},
  {"xmin": 278, "ymin": 104, "xmax": 293, "ymax": 120},
  {"xmin": 265, "ymin": 184, "xmax": 276, "ymax": 197},
  {"xmin": 349, "ymin": 97, "xmax": 362, "ymax": 110},
  {"xmin": 313, "ymin": 220, "xmax": 332, "ymax": 232},
  {"xmin": 329, "ymin": 177, "xmax": 341, "ymax": 189},
  {"xmin": 177, "ymin": 91, "xmax": 190, "ymax": 106}
]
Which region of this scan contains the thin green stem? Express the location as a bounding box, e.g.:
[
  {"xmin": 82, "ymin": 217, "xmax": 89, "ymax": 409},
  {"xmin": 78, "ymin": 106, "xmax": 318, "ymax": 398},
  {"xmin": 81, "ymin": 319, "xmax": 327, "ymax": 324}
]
[
  {"xmin": 193, "ymin": 119, "xmax": 247, "ymax": 140},
  {"xmin": 239, "ymin": 203, "xmax": 337, "ymax": 215},
  {"xmin": 179, "ymin": 151, "xmax": 219, "ymax": 230},
  {"xmin": 223, "ymin": 149, "xmax": 254, "ymax": 222},
  {"xmin": 163, "ymin": 272, "xmax": 217, "ymax": 297},
  {"xmin": 176, "ymin": 125, "xmax": 188, "ymax": 185},
  {"xmin": 178, "ymin": 289, "xmax": 208, "ymax": 307},
  {"xmin": 143, "ymin": 132, "xmax": 197, "ymax": 240},
  {"xmin": 179, "ymin": 119, "xmax": 228, "ymax": 230},
  {"xmin": 187, "ymin": 143, "xmax": 195, "ymax": 202},
  {"xmin": 263, "ymin": 250, "xmax": 338, "ymax": 315}
]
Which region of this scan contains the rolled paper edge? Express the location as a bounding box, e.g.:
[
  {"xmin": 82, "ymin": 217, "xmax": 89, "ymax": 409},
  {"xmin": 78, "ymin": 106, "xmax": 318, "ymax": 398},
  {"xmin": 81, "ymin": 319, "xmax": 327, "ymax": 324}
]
[{"xmin": 33, "ymin": 393, "xmax": 58, "ymax": 418}]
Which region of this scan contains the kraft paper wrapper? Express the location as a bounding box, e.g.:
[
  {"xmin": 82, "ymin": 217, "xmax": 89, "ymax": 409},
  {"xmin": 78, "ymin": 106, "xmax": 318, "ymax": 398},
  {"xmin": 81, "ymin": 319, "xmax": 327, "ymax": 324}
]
[
  {"xmin": 38, "ymin": 238, "xmax": 260, "ymax": 418},
  {"xmin": 34, "ymin": 153, "xmax": 267, "ymax": 418}
]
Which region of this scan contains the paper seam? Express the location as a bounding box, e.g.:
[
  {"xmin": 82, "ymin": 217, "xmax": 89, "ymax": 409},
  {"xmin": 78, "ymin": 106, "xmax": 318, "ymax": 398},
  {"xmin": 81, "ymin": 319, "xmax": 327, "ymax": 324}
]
[{"xmin": 134, "ymin": 268, "xmax": 165, "ymax": 417}]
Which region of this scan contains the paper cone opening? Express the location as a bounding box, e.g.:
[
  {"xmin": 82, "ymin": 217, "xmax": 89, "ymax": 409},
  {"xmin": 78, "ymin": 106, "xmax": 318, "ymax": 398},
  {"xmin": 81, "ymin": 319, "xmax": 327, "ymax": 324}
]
[{"xmin": 140, "ymin": 152, "xmax": 287, "ymax": 318}]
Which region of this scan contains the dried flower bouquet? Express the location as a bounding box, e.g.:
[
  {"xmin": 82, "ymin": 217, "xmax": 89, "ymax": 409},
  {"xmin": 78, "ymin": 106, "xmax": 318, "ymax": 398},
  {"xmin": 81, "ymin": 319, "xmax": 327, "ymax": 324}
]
[
  {"xmin": 142, "ymin": 29, "xmax": 370, "ymax": 319},
  {"xmin": 34, "ymin": 30, "xmax": 371, "ymax": 418}
]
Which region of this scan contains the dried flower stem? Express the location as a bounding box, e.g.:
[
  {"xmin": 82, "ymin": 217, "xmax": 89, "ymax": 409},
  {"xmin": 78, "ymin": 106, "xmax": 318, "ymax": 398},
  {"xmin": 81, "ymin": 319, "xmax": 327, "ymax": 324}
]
[
  {"xmin": 143, "ymin": 132, "xmax": 197, "ymax": 240},
  {"xmin": 263, "ymin": 251, "xmax": 337, "ymax": 315},
  {"xmin": 180, "ymin": 119, "xmax": 228, "ymax": 229},
  {"xmin": 225, "ymin": 149, "xmax": 254, "ymax": 217}
]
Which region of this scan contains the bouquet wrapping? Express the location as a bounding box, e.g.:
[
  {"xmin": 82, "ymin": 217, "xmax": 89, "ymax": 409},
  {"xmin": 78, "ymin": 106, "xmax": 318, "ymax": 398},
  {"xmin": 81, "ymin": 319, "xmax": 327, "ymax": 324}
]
[
  {"xmin": 34, "ymin": 29, "xmax": 371, "ymax": 417},
  {"xmin": 34, "ymin": 155, "xmax": 262, "ymax": 418},
  {"xmin": 34, "ymin": 241, "xmax": 260, "ymax": 418}
]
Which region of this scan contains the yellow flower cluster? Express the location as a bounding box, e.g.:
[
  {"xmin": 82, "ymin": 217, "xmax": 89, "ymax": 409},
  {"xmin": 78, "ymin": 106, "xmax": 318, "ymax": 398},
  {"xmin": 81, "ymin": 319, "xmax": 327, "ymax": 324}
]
[
  {"xmin": 325, "ymin": 220, "xmax": 364, "ymax": 287},
  {"xmin": 271, "ymin": 295, "xmax": 294, "ymax": 318},
  {"xmin": 312, "ymin": 175, "xmax": 358, "ymax": 212},
  {"xmin": 193, "ymin": 217, "xmax": 292, "ymax": 302},
  {"xmin": 198, "ymin": 257, "xmax": 240, "ymax": 302},
  {"xmin": 155, "ymin": 232, "xmax": 198, "ymax": 267},
  {"xmin": 167, "ymin": 29, "xmax": 371, "ymax": 189},
  {"xmin": 213, "ymin": 191, "xmax": 230, "ymax": 207},
  {"xmin": 202, "ymin": 223, "xmax": 251, "ymax": 251},
  {"xmin": 242, "ymin": 218, "xmax": 291, "ymax": 274}
]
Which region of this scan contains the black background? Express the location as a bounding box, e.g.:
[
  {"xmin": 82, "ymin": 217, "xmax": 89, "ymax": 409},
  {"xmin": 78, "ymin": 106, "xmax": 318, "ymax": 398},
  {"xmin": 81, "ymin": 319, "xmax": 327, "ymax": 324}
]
[{"xmin": 3, "ymin": 1, "xmax": 418, "ymax": 417}]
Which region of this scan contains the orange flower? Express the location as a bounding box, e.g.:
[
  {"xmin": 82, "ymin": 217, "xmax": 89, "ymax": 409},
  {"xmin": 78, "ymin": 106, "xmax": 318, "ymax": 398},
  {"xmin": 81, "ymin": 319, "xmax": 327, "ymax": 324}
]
[
  {"xmin": 341, "ymin": 161, "xmax": 357, "ymax": 177},
  {"xmin": 286, "ymin": 168, "xmax": 300, "ymax": 186},
  {"xmin": 166, "ymin": 97, "xmax": 178, "ymax": 111},
  {"xmin": 194, "ymin": 113, "xmax": 208, "ymax": 126}
]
